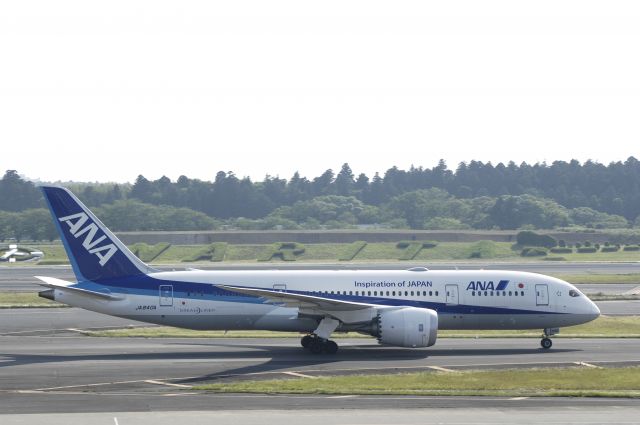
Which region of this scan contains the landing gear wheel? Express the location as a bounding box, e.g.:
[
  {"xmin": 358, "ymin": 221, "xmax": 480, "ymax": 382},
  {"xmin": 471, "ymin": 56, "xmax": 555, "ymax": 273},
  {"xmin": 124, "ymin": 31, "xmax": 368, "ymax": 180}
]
[
  {"xmin": 324, "ymin": 340, "xmax": 338, "ymax": 354},
  {"xmin": 541, "ymin": 337, "xmax": 553, "ymax": 349},
  {"xmin": 301, "ymin": 335, "xmax": 313, "ymax": 348},
  {"xmin": 309, "ymin": 339, "xmax": 324, "ymax": 354}
]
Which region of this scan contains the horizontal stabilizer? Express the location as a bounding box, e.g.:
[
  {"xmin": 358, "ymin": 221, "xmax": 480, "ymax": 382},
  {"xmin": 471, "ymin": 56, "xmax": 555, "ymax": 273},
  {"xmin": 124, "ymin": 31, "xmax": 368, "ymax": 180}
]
[{"xmin": 34, "ymin": 276, "xmax": 123, "ymax": 301}]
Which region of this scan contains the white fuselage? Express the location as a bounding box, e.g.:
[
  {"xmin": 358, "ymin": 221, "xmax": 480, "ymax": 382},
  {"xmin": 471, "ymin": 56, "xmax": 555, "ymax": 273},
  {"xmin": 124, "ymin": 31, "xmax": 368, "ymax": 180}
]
[{"xmin": 54, "ymin": 269, "xmax": 600, "ymax": 334}]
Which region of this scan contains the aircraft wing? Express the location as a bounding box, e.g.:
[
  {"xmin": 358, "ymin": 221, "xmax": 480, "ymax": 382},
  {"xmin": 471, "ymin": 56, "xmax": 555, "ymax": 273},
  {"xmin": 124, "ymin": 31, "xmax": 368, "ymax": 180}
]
[
  {"xmin": 216, "ymin": 284, "xmax": 377, "ymax": 311},
  {"xmin": 34, "ymin": 276, "xmax": 124, "ymax": 301}
]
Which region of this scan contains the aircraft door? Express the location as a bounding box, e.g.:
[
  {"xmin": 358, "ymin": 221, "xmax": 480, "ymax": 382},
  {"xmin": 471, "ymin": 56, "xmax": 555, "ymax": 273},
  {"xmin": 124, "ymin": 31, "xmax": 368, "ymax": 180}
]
[
  {"xmin": 159, "ymin": 285, "xmax": 173, "ymax": 306},
  {"xmin": 445, "ymin": 284, "xmax": 459, "ymax": 305},
  {"xmin": 535, "ymin": 284, "xmax": 549, "ymax": 306}
]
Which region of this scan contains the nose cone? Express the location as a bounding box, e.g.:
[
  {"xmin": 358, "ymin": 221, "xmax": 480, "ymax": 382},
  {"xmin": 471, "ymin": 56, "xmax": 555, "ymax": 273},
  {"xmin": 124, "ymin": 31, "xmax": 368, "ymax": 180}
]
[{"xmin": 589, "ymin": 299, "xmax": 601, "ymax": 320}]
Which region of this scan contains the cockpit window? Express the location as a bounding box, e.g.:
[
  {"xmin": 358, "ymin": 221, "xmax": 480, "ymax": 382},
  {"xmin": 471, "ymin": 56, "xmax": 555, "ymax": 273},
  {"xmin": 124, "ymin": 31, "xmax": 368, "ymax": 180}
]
[{"xmin": 569, "ymin": 289, "xmax": 580, "ymax": 297}]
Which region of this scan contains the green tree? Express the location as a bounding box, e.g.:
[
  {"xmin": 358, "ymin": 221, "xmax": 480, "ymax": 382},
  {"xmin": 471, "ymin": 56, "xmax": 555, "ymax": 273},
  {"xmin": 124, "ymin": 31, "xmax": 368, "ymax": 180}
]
[{"xmin": 0, "ymin": 170, "xmax": 42, "ymax": 211}]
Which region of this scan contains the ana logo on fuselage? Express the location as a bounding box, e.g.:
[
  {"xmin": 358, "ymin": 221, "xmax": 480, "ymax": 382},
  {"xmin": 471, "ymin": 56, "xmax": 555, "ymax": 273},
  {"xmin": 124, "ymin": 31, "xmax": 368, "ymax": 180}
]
[
  {"xmin": 58, "ymin": 212, "xmax": 118, "ymax": 266},
  {"xmin": 466, "ymin": 280, "xmax": 509, "ymax": 291}
]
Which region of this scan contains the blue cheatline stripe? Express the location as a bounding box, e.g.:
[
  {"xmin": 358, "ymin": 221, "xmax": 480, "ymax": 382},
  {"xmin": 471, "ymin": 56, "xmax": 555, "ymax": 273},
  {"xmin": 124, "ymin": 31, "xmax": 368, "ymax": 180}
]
[{"xmin": 69, "ymin": 275, "xmax": 563, "ymax": 316}]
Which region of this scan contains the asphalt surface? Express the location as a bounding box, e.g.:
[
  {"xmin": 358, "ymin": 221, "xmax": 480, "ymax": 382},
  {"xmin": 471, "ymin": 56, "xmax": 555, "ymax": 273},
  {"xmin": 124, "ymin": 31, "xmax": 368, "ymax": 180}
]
[
  {"xmin": 596, "ymin": 300, "xmax": 640, "ymax": 315},
  {"xmin": 1, "ymin": 307, "xmax": 639, "ymax": 416},
  {"xmin": 2, "ymin": 407, "xmax": 639, "ymax": 425},
  {"xmin": 0, "ymin": 308, "xmax": 150, "ymax": 335},
  {"xmin": 1, "ymin": 333, "xmax": 640, "ymax": 414},
  {"xmin": 1, "ymin": 261, "xmax": 638, "ymax": 418},
  {"xmin": 2, "ymin": 262, "xmax": 640, "ymax": 292}
]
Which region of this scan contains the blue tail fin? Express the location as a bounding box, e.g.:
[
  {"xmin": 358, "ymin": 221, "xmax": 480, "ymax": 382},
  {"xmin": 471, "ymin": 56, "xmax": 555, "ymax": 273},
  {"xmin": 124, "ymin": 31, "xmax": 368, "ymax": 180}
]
[{"xmin": 41, "ymin": 186, "xmax": 153, "ymax": 282}]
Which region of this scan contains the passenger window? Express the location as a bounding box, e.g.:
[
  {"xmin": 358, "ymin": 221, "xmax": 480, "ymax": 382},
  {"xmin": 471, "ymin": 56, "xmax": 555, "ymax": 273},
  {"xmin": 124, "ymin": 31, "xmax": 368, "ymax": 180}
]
[
  {"xmin": 472, "ymin": 291, "xmax": 476, "ymax": 296},
  {"xmin": 392, "ymin": 291, "xmax": 396, "ymax": 296},
  {"xmin": 435, "ymin": 291, "xmax": 439, "ymax": 296},
  {"xmin": 509, "ymin": 291, "xmax": 512, "ymax": 296},
  {"xmin": 429, "ymin": 291, "xmax": 433, "ymax": 296},
  {"xmin": 515, "ymin": 291, "xmax": 518, "ymax": 296},
  {"xmin": 521, "ymin": 291, "xmax": 524, "ymax": 296},
  {"xmin": 368, "ymin": 291, "xmax": 371, "ymax": 296}
]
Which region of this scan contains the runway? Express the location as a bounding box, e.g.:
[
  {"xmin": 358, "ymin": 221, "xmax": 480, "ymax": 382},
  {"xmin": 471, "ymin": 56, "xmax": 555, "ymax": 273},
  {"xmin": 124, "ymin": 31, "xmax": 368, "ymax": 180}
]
[
  {"xmin": 1, "ymin": 305, "xmax": 640, "ymax": 415},
  {"xmin": 1, "ymin": 265, "xmax": 638, "ymax": 419},
  {"xmin": 0, "ymin": 307, "xmax": 638, "ymax": 420},
  {"xmin": 2, "ymin": 334, "xmax": 640, "ymax": 414}
]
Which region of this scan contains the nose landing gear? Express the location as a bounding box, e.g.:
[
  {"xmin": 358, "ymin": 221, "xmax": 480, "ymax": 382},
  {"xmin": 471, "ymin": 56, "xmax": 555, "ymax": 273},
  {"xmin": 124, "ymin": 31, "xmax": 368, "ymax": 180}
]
[{"xmin": 540, "ymin": 327, "xmax": 559, "ymax": 349}]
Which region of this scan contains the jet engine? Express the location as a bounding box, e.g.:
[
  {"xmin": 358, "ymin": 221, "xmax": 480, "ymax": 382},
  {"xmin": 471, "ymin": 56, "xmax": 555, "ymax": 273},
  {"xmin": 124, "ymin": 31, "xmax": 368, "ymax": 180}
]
[{"xmin": 375, "ymin": 307, "xmax": 438, "ymax": 348}]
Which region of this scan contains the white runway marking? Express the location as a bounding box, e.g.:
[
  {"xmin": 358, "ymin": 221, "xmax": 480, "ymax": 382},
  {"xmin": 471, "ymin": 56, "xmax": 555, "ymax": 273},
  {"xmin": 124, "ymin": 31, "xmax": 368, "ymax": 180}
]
[
  {"xmin": 282, "ymin": 371, "xmax": 318, "ymax": 379},
  {"xmin": 427, "ymin": 366, "xmax": 460, "ymax": 373},
  {"xmin": 145, "ymin": 380, "xmax": 193, "ymax": 389},
  {"xmin": 574, "ymin": 361, "xmax": 602, "ymax": 369}
]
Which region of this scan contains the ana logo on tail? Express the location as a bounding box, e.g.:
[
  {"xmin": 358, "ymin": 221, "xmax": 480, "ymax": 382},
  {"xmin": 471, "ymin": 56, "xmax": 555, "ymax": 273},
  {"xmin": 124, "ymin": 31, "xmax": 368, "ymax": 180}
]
[{"xmin": 58, "ymin": 212, "xmax": 118, "ymax": 266}]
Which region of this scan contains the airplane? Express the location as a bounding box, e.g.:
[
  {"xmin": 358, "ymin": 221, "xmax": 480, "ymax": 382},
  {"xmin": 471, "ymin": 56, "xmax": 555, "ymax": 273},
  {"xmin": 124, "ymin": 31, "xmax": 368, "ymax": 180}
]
[{"xmin": 35, "ymin": 186, "xmax": 601, "ymax": 354}]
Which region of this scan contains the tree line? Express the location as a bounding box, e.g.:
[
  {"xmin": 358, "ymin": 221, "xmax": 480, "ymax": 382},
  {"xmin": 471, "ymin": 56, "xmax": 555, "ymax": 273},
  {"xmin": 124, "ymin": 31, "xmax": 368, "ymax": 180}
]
[{"xmin": 1, "ymin": 158, "xmax": 640, "ymax": 238}]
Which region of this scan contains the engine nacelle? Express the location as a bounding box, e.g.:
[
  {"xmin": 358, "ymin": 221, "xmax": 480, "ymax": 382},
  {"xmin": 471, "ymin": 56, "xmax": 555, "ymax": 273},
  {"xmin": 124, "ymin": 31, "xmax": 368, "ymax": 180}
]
[{"xmin": 376, "ymin": 307, "xmax": 438, "ymax": 348}]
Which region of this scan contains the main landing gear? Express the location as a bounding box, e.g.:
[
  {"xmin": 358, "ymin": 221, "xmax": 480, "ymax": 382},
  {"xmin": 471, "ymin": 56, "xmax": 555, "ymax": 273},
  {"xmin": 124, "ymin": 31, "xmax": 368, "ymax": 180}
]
[
  {"xmin": 301, "ymin": 334, "xmax": 338, "ymax": 354},
  {"xmin": 301, "ymin": 316, "xmax": 340, "ymax": 354},
  {"xmin": 540, "ymin": 327, "xmax": 559, "ymax": 349}
]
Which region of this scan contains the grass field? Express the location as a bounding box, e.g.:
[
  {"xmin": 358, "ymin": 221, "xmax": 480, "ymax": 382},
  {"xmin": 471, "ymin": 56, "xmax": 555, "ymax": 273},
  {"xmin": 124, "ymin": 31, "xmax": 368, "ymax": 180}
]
[
  {"xmin": 193, "ymin": 366, "xmax": 640, "ymax": 398},
  {"xmin": 85, "ymin": 315, "xmax": 640, "ymax": 338},
  {"xmin": 19, "ymin": 241, "xmax": 640, "ymax": 264}
]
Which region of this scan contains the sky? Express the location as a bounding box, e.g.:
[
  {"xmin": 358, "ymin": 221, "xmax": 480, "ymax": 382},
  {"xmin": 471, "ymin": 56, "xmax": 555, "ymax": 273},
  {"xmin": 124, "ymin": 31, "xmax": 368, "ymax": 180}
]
[{"xmin": 2, "ymin": 1, "xmax": 640, "ymax": 183}]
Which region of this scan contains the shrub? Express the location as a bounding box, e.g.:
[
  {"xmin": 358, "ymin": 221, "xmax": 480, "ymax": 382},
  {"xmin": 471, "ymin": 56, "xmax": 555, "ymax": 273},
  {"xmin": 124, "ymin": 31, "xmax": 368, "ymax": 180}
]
[
  {"xmin": 575, "ymin": 242, "xmax": 582, "ymax": 249},
  {"xmin": 544, "ymin": 256, "xmax": 566, "ymax": 261},
  {"xmin": 516, "ymin": 231, "xmax": 557, "ymax": 248},
  {"xmin": 623, "ymin": 245, "xmax": 640, "ymax": 251},
  {"xmin": 550, "ymin": 247, "xmax": 572, "ymax": 254},
  {"xmin": 584, "ymin": 240, "xmax": 592, "ymax": 247},
  {"xmin": 601, "ymin": 246, "xmax": 620, "ymax": 252},
  {"xmin": 130, "ymin": 242, "xmax": 171, "ymax": 262},
  {"xmin": 182, "ymin": 243, "xmax": 228, "ymax": 262},
  {"xmin": 339, "ymin": 241, "xmax": 367, "ymax": 261},
  {"xmin": 466, "ymin": 240, "xmax": 499, "ymax": 259},
  {"xmin": 521, "ymin": 247, "xmax": 548, "ymax": 257},
  {"xmin": 558, "ymin": 239, "xmax": 566, "ymax": 248},
  {"xmin": 397, "ymin": 241, "xmax": 438, "ymax": 260},
  {"xmin": 258, "ymin": 242, "xmax": 306, "ymax": 261}
]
